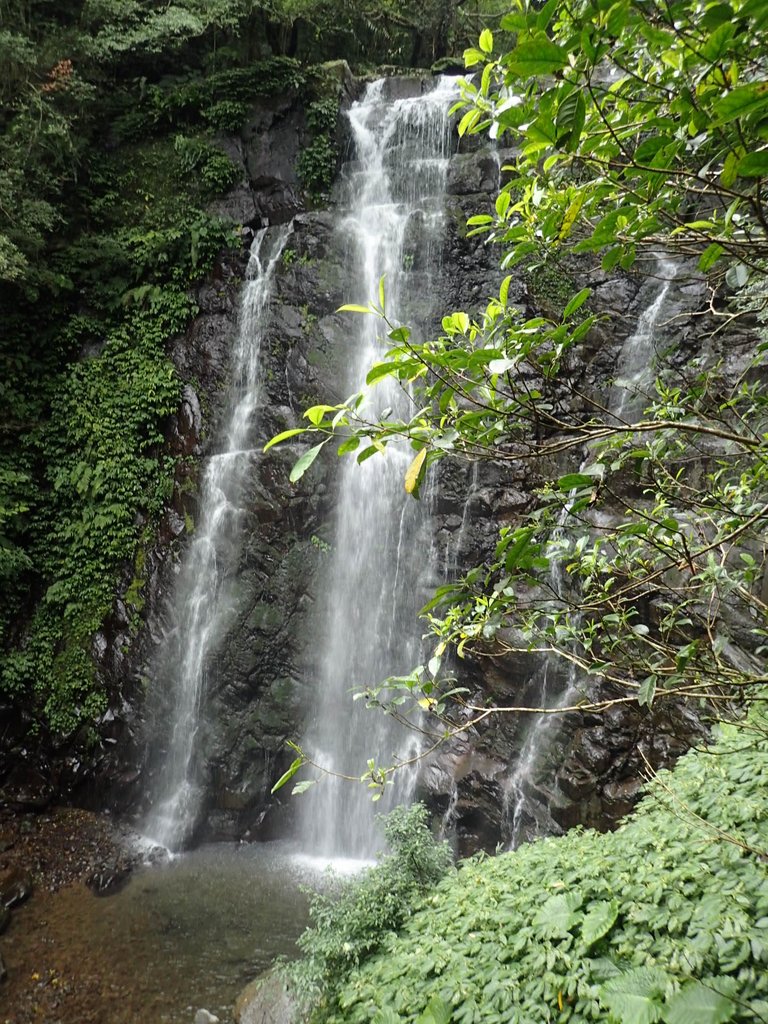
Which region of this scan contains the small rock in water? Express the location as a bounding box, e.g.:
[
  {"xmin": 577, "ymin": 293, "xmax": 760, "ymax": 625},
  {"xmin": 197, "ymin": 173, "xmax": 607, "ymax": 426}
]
[
  {"xmin": 194, "ymin": 1010, "xmax": 220, "ymax": 1024},
  {"xmin": 0, "ymin": 865, "xmax": 33, "ymax": 908},
  {"xmin": 86, "ymin": 857, "xmax": 132, "ymax": 896}
]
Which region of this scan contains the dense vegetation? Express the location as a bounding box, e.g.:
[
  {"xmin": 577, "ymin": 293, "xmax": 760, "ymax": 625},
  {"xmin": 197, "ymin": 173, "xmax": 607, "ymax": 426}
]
[
  {"xmin": 284, "ymin": 804, "xmax": 453, "ymax": 1011},
  {"xmin": 0, "ymin": 0, "xmax": 507, "ymax": 745},
  {"xmin": 295, "ymin": 714, "xmax": 768, "ymax": 1024}
]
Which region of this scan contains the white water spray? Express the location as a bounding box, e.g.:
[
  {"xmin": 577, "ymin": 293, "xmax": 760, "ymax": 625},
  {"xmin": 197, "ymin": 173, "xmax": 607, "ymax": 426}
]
[
  {"xmin": 299, "ymin": 78, "xmax": 459, "ymax": 859},
  {"xmin": 144, "ymin": 226, "xmax": 291, "ymax": 852}
]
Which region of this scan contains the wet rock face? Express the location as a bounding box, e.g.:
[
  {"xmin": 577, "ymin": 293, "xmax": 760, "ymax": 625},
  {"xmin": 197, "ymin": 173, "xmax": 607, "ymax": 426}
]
[{"xmin": 48, "ymin": 71, "xmax": 723, "ymax": 851}]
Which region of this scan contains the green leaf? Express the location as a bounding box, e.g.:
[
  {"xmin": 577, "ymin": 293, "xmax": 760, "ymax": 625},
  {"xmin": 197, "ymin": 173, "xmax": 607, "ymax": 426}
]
[
  {"xmin": 337, "ymin": 303, "xmax": 373, "ymax": 314},
  {"xmin": 458, "ymin": 107, "xmax": 481, "ymax": 136},
  {"xmin": 503, "ymin": 527, "xmax": 535, "ymax": 570},
  {"xmin": 373, "ymin": 1009, "xmax": 402, "ymax": 1024},
  {"xmin": 532, "ymin": 893, "xmax": 583, "ymax": 937},
  {"xmin": 337, "ymin": 435, "xmax": 360, "ymax": 456},
  {"xmin": 416, "ymin": 997, "xmax": 451, "ymax": 1024},
  {"xmin": 698, "ymin": 243, "xmax": 724, "ymax": 272},
  {"xmin": 558, "ymin": 472, "xmax": 597, "ymax": 490},
  {"xmin": 388, "ymin": 325, "xmax": 411, "ymax": 343},
  {"xmin": 271, "ymin": 756, "xmax": 303, "ymax": 794},
  {"xmin": 735, "ymin": 150, "xmax": 768, "ymax": 177},
  {"xmin": 367, "ymin": 362, "xmax": 399, "ymax": 385},
  {"xmin": 662, "ymin": 982, "xmax": 735, "ymax": 1024},
  {"xmin": 638, "ymin": 676, "xmax": 657, "ymax": 707},
  {"xmin": 600, "ymin": 967, "xmax": 668, "ymax": 1024},
  {"xmin": 559, "ymin": 195, "xmax": 586, "ymax": 240},
  {"xmin": 713, "ymin": 82, "xmax": 768, "ymax": 125},
  {"xmin": 505, "ymin": 33, "xmax": 569, "ymax": 76},
  {"xmin": 536, "ymin": 0, "xmax": 560, "ymax": 31},
  {"xmin": 289, "ymin": 442, "xmax": 325, "ymax": 483},
  {"xmin": 582, "ymin": 901, "xmax": 619, "ymax": 947},
  {"xmin": 357, "ymin": 443, "xmax": 382, "ymax": 464},
  {"xmin": 263, "ymin": 427, "xmax": 305, "ymax": 453},
  {"xmin": 479, "ymin": 28, "xmax": 494, "ymax": 53},
  {"xmin": 563, "ymin": 287, "xmax": 591, "ymax": 319},
  {"xmin": 304, "ymin": 404, "xmax": 336, "ymax": 426},
  {"xmin": 464, "ymin": 46, "xmax": 486, "ymax": 68}
]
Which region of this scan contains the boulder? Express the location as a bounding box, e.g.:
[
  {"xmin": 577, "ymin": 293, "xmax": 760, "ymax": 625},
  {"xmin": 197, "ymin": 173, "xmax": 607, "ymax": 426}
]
[{"xmin": 234, "ymin": 970, "xmax": 297, "ymax": 1024}]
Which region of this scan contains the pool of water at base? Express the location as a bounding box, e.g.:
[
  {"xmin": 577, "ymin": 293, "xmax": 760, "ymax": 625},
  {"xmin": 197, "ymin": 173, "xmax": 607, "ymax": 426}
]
[{"xmin": 24, "ymin": 841, "xmax": 367, "ymax": 1024}]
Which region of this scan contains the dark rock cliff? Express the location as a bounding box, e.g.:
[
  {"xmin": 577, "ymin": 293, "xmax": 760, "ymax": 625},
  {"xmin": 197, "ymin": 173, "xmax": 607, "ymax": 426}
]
[{"xmin": 7, "ymin": 67, "xmax": 742, "ymax": 854}]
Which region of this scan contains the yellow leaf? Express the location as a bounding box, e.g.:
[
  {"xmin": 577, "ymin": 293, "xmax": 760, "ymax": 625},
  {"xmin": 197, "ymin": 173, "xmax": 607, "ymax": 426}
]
[
  {"xmin": 404, "ymin": 447, "xmax": 427, "ymax": 494},
  {"xmin": 559, "ymin": 193, "xmax": 585, "ymax": 240},
  {"xmin": 558, "ymin": 991, "xmax": 564, "ymax": 1011}
]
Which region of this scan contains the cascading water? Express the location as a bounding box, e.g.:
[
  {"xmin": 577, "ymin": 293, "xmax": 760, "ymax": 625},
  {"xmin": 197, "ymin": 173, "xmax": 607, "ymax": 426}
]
[
  {"xmin": 505, "ymin": 261, "xmax": 678, "ymax": 846},
  {"xmin": 610, "ymin": 258, "xmax": 677, "ymax": 422},
  {"xmin": 144, "ymin": 225, "xmax": 290, "ymax": 852},
  {"xmin": 298, "ymin": 77, "xmax": 458, "ymax": 860}
]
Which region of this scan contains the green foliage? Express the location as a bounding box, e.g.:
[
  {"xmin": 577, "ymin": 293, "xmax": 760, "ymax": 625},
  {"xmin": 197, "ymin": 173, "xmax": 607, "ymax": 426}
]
[
  {"xmin": 321, "ymin": 717, "xmax": 768, "ymax": 1024},
  {"xmin": 284, "ymin": 804, "xmax": 453, "ymax": 1013},
  {"xmin": 298, "ymin": 97, "xmax": 340, "ymax": 202},
  {"xmin": 456, "ymin": 0, "xmax": 768, "ymax": 279},
  {"xmin": 173, "ymin": 134, "xmax": 241, "ymax": 195},
  {"xmin": 1, "ymin": 296, "xmax": 184, "ymax": 734},
  {"xmin": 0, "ymin": 7, "xmax": 245, "ymax": 739}
]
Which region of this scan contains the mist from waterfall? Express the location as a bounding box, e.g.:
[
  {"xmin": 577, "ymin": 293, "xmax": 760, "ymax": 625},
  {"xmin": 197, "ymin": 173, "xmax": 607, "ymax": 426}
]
[
  {"xmin": 298, "ymin": 77, "xmax": 458, "ymax": 859},
  {"xmin": 144, "ymin": 225, "xmax": 290, "ymax": 852}
]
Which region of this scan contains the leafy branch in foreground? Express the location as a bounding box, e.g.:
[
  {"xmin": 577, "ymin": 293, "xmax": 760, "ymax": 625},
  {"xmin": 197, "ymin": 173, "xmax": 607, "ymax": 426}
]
[{"xmin": 267, "ymin": 0, "xmax": 768, "ymax": 767}]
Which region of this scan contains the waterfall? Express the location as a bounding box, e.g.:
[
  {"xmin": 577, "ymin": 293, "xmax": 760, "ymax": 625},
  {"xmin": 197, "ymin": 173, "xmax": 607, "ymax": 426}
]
[
  {"xmin": 298, "ymin": 77, "xmax": 458, "ymax": 859},
  {"xmin": 610, "ymin": 258, "xmax": 677, "ymax": 422},
  {"xmin": 144, "ymin": 225, "xmax": 291, "ymax": 852},
  {"xmin": 504, "ymin": 261, "xmax": 677, "ymax": 846}
]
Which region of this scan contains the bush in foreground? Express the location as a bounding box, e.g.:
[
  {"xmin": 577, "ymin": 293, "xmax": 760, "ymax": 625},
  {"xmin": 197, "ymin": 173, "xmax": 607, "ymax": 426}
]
[{"xmin": 306, "ymin": 715, "xmax": 768, "ymax": 1024}]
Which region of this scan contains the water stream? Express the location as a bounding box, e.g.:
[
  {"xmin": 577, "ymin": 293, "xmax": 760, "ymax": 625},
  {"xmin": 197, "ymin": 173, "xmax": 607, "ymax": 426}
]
[
  {"xmin": 504, "ymin": 260, "xmax": 677, "ymax": 846},
  {"xmin": 610, "ymin": 258, "xmax": 678, "ymax": 422},
  {"xmin": 144, "ymin": 226, "xmax": 291, "ymax": 852},
  {"xmin": 298, "ymin": 77, "xmax": 458, "ymax": 858}
]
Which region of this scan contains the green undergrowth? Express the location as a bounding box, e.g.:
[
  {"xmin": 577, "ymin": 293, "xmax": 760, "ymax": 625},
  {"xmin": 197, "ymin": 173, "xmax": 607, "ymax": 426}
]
[
  {"xmin": 284, "ymin": 804, "xmax": 453, "ymax": 1013},
  {"xmin": 0, "ymin": 106, "xmax": 239, "ymax": 738},
  {"xmin": 303, "ymin": 714, "xmax": 768, "ymax": 1024}
]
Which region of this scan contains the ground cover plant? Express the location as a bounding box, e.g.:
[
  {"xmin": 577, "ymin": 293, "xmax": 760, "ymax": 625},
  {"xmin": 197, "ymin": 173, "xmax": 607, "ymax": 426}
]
[{"xmin": 291, "ymin": 714, "xmax": 768, "ymax": 1024}]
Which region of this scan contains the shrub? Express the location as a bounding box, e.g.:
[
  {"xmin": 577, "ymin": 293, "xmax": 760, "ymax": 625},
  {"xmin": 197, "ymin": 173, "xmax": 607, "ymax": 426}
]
[
  {"xmin": 284, "ymin": 804, "xmax": 453, "ymax": 1014},
  {"xmin": 323, "ymin": 715, "xmax": 768, "ymax": 1024}
]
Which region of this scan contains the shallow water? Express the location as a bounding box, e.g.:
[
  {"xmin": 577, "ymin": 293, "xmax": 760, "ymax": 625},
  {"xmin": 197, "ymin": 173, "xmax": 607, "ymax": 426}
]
[
  {"xmin": 6, "ymin": 841, "xmax": 338, "ymax": 1024},
  {"xmin": 101, "ymin": 842, "xmax": 311, "ymax": 1021}
]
